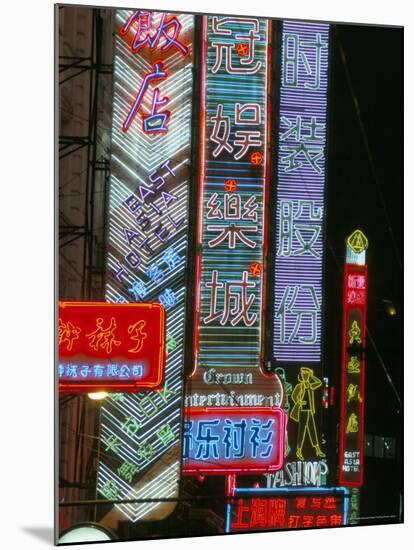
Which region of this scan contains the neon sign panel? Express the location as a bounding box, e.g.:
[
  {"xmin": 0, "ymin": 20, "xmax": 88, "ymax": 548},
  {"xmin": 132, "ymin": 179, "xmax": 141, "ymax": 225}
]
[
  {"xmin": 272, "ymin": 21, "xmax": 330, "ymax": 363},
  {"xmin": 99, "ymin": 9, "xmax": 194, "ymax": 522},
  {"xmin": 58, "ymin": 301, "xmax": 165, "ymax": 393},
  {"xmin": 226, "ymin": 487, "xmax": 349, "ymax": 532},
  {"xmin": 183, "ymin": 407, "xmax": 286, "ymax": 474}
]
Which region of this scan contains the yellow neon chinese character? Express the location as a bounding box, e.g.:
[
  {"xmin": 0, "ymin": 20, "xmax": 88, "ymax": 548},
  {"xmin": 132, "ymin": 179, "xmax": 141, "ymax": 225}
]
[
  {"xmin": 128, "ymin": 320, "xmax": 147, "ymax": 353},
  {"xmin": 346, "ymin": 413, "xmax": 359, "ymax": 434},
  {"xmin": 347, "ymin": 356, "xmax": 361, "ymax": 374},
  {"xmin": 86, "ymin": 317, "xmax": 121, "ymax": 354},
  {"xmin": 346, "ymin": 384, "xmax": 362, "ymax": 403},
  {"xmin": 348, "ymin": 321, "xmax": 362, "ymax": 345},
  {"xmin": 58, "ymin": 318, "xmax": 81, "ymax": 351}
]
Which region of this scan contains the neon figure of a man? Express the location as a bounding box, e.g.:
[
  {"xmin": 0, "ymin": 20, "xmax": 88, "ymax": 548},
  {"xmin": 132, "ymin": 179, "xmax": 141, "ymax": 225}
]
[
  {"xmin": 290, "ymin": 367, "xmax": 325, "ymax": 460},
  {"xmin": 122, "ymin": 62, "xmax": 170, "ymax": 133}
]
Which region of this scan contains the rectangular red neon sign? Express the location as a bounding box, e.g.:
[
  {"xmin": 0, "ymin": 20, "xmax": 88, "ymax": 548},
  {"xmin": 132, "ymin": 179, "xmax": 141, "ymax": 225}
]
[
  {"xmin": 227, "ymin": 488, "xmax": 348, "ymax": 532},
  {"xmin": 58, "ymin": 301, "xmax": 165, "ymax": 393},
  {"xmin": 339, "ymin": 264, "xmax": 367, "ymax": 486},
  {"xmin": 182, "ymin": 407, "xmax": 286, "ymax": 474}
]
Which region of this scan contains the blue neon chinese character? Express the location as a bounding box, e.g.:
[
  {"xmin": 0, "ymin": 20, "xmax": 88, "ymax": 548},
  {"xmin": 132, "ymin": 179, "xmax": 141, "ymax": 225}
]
[
  {"xmin": 80, "ymin": 365, "xmax": 91, "ymax": 378},
  {"xmin": 223, "ymin": 419, "xmax": 247, "ymax": 459},
  {"xmin": 159, "ymin": 288, "xmax": 176, "ymax": 309},
  {"xmin": 94, "ymin": 365, "xmax": 105, "ymax": 378},
  {"xmin": 195, "ymin": 420, "xmax": 221, "ymax": 460},
  {"xmin": 132, "ymin": 364, "xmax": 143, "ymax": 377},
  {"xmin": 162, "ymin": 247, "xmax": 181, "ymax": 270},
  {"xmin": 249, "ymin": 419, "xmax": 274, "ymax": 458},
  {"xmin": 147, "ymin": 264, "xmax": 164, "ymax": 284},
  {"xmin": 107, "ymin": 364, "xmax": 119, "ymax": 378},
  {"xmin": 129, "ymin": 280, "xmax": 148, "ymax": 300},
  {"xmin": 119, "ymin": 365, "xmax": 131, "ymax": 378},
  {"xmin": 182, "ymin": 420, "xmax": 194, "ymax": 459}
]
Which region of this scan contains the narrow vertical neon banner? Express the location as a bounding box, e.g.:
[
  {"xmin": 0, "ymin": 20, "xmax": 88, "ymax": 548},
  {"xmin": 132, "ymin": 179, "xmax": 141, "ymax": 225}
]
[
  {"xmin": 339, "ymin": 230, "xmax": 368, "ymax": 486},
  {"xmin": 99, "ymin": 9, "xmax": 194, "ymax": 522}
]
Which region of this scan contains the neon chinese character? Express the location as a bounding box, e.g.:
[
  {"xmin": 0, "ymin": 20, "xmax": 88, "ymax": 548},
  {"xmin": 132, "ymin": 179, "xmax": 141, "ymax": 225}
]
[
  {"xmin": 58, "ymin": 318, "xmax": 81, "ymax": 351},
  {"xmin": 223, "ymin": 419, "xmax": 247, "ymax": 459},
  {"xmin": 166, "ymin": 332, "xmax": 178, "ymax": 353},
  {"xmin": 346, "ymin": 383, "xmax": 362, "ymax": 403},
  {"xmin": 277, "ymin": 200, "xmax": 323, "ymax": 258},
  {"xmin": 250, "ymin": 498, "xmax": 268, "ymax": 528},
  {"xmin": 268, "ymin": 498, "xmax": 287, "ymax": 527},
  {"xmin": 162, "ymin": 247, "xmax": 181, "ymax": 270},
  {"xmin": 194, "ymin": 420, "xmax": 220, "ymax": 460},
  {"xmin": 86, "ymin": 317, "xmax": 121, "ymax": 354},
  {"xmin": 147, "ymin": 264, "xmax": 164, "ymax": 284},
  {"xmin": 211, "ymin": 17, "xmax": 262, "ymax": 74},
  {"xmin": 120, "ymin": 11, "xmax": 189, "ymax": 56},
  {"xmin": 129, "ymin": 280, "xmax": 147, "ymax": 300},
  {"xmin": 283, "ymin": 32, "xmax": 328, "ymax": 89},
  {"xmin": 347, "ymin": 356, "xmax": 361, "ymax": 374},
  {"xmin": 249, "ymin": 419, "xmax": 274, "ymax": 458},
  {"xmin": 157, "ymin": 423, "xmax": 175, "ymax": 446},
  {"xmin": 346, "ymin": 413, "xmax": 359, "ymax": 434},
  {"xmin": 231, "ymin": 498, "xmax": 250, "ymax": 530},
  {"xmin": 207, "ymin": 223, "xmax": 258, "ymax": 249},
  {"xmin": 348, "ymin": 320, "xmax": 362, "ymax": 345},
  {"xmin": 159, "ymin": 288, "xmax": 176, "ymax": 309},
  {"xmin": 122, "ymin": 415, "xmax": 140, "ymax": 437},
  {"xmin": 204, "ymin": 270, "xmax": 257, "ymax": 327},
  {"xmin": 122, "ymin": 62, "xmax": 170, "ymax": 133},
  {"xmin": 127, "ymin": 320, "xmax": 147, "ymax": 353},
  {"xmin": 117, "ymin": 461, "xmax": 139, "ymax": 483},
  {"xmin": 276, "ymin": 285, "xmax": 320, "ymax": 344},
  {"xmin": 137, "ymin": 443, "xmax": 155, "ymax": 461},
  {"xmin": 101, "ymin": 480, "xmax": 118, "ymax": 500},
  {"xmin": 104, "ymin": 434, "xmax": 122, "ymax": 453}
]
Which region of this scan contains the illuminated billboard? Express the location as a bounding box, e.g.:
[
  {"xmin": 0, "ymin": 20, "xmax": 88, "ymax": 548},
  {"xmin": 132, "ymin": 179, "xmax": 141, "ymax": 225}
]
[
  {"xmin": 58, "ymin": 301, "xmax": 165, "ymax": 392},
  {"xmin": 339, "ymin": 230, "xmax": 368, "ymax": 486},
  {"xmin": 99, "ymin": 9, "xmax": 194, "ymax": 522},
  {"xmin": 226, "ymin": 487, "xmax": 349, "ymax": 532},
  {"xmin": 272, "ymin": 21, "xmax": 330, "ymax": 364}
]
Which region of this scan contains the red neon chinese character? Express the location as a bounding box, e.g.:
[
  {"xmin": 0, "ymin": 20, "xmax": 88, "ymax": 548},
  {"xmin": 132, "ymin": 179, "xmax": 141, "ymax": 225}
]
[
  {"xmin": 316, "ymin": 515, "xmax": 329, "ymax": 527},
  {"xmin": 295, "ymin": 497, "xmax": 307, "ymax": 510},
  {"xmin": 287, "ymin": 515, "xmax": 301, "ymax": 529},
  {"xmin": 122, "ymin": 62, "xmax": 170, "ymax": 134},
  {"xmin": 302, "ymin": 515, "xmax": 315, "ymax": 528},
  {"xmin": 86, "ymin": 317, "xmax": 121, "ymax": 354},
  {"xmin": 127, "ymin": 320, "xmax": 147, "ymax": 353},
  {"xmin": 249, "ymin": 498, "xmax": 268, "ymax": 528},
  {"xmin": 310, "ymin": 497, "xmax": 322, "ymax": 509},
  {"xmin": 231, "ymin": 498, "xmax": 250, "ymax": 530},
  {"xmin": 329, "ymin": 514, "xmax": 343, "ymax": 526},
  {"xmin": 119, "ymin": 11, "xmax": 189, "ymax": 56},
  {"xmin": 268, "ymin": 498, "xmax": 287, "ymax": 528},
  {"xmin": 323, "ymin": 496, "xmax": 337, "ymax": 510}
]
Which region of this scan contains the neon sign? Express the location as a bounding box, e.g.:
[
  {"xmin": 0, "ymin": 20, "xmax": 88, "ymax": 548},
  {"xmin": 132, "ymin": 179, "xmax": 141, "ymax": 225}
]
[
  {"xmin": 186, "ymin": 15, "xmax": 283, "ymax": 427},
  {"xmin": 58, "ymin": 301, "xmax": 165, "ymax": 393},
  {"xmin": 339, "ymin": 231, "xmax": 368, "ymax": 486},
  {"xmin": 272, "ymin": 21, "xmax": 330, "ymax": 363},
  {"xmin": 183, "ymin": 407, "xmax": 286, "ymax": 474},
  {"xmin": 100, "ymin": 9, "xmax": 194, "ymax": 522},
  {"xmin": 226, "ymin": 487, "xmax": 349, "ymax": 532}
]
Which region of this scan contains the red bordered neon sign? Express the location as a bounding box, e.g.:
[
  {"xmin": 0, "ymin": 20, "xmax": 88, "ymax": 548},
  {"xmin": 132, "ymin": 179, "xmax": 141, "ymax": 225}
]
[
  {"xmin": 182, "ymin": 406, "xmax": 286, "ymax": 474},
  {"xmin": 58, "ymin": 301, "xmax": 166, "ymax": 393}
]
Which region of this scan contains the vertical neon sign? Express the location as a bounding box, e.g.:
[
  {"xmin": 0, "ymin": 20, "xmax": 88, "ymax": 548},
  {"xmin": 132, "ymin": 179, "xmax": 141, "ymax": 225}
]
[
  {"xmin": 273, "ymin": 21, "xmax": 330, "ymax": 364},
  {"xmin": 184, "ymin": 15, "xmax": 285, "ymax": 472},
  {"xmin": 339, "ymin": 230, "xmax": 368, "ymax": 486},
  {"xmin": 99, "ymin": 9, "xmax": 194, "ymax": 522}
]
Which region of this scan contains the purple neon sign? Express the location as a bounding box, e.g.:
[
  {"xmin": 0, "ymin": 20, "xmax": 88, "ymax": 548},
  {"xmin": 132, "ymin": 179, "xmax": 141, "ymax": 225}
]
[{"xmin": 273, "ymin": 21, "xmax": 330, "ymax": 363}]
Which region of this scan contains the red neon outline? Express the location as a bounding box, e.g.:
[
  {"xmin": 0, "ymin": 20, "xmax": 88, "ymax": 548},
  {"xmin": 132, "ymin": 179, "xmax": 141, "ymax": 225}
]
[
  {"xmin": 58, "ymin": 301, "xmax": 166, "ymax": 394},
  {"xmin": 339, "ymin": 264, "xmax": 367, "ymax": 486},
  {"xmin": 182, "ymin": 406, "xmax": 287, "ymax": 475}
]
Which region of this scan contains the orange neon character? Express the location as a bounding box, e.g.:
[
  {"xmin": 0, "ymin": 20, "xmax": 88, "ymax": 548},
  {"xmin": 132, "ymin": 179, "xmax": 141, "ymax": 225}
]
[
  {"xmin": 58, "ymin": 318, "xmax": 81, "ymax": 351},
  {"xmin": 128, "ymin": 320, "xmax": 147, "ymax": 353},
  {"xmin": 86, "ymin": 317, "xmax": 121, "ymax": 354}
]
